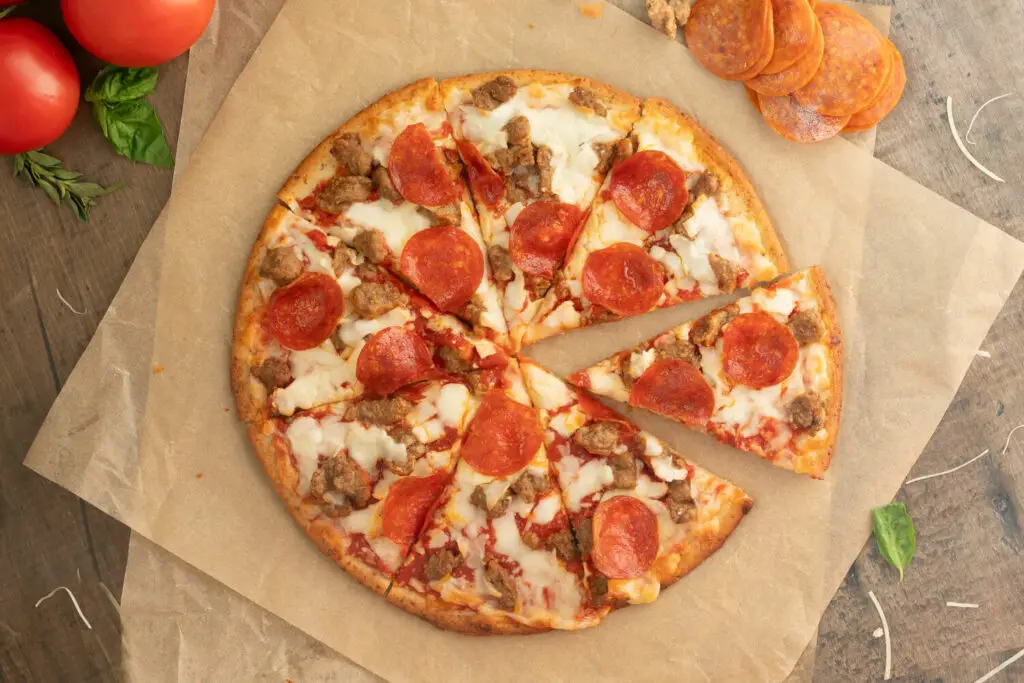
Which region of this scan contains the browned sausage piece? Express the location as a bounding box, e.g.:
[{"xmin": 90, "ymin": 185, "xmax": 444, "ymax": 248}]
[
  {"xmin": 351, "ymin": 228, "xmax": 389, "ymax": 264},
  {"xmin": 664, "ymin": 480, "xmax": 697, "ymax": 523},
  {"xmin": 568, "ymin": 86, "xmax": 608, "ymax": 116},
  {"xmin": 425, "ymin": 547, "xmax": 462, "ymax": 581},
  {"xmin": 471, "ymin": 76, "xmax": 517, "ymax": 110},
  {"xmin": 349, "ymin": 282, "xmax": 408, "ymax": 319},
  {"xmin": 331, "ymin": 132, "xmax": 373, "ymax": 177},
  {"xmin": 690, "ymin": 304, "xmax": 738, "ymax": 346},
  {"xmin": 252, "ymin": 357, "xmax": 292, "ymax": 391},
  {"xmin": 488, "ymin": 245, "xmax": 516, "ymax": 284},
  {"xmin": 788, "ymin": 392, "xmax": 825, "ymax": 430},
  {"xmin": 259, "ymin": 247, "xmax": 302, "ymax": 285},
  {"xmin": 572, "ymin": 421, "xmax": 621, "ymax": 457},
  {"xmin": 484, "ymin": 558, "xmax": 518, "ymax": 609},
  {"xmin": 345, "ymin": 396, "xmax": 412, "ymax": 425},
  {"xmin": 708, "ymin": 253, "xmax": 740, "ymax": 294},
  {"xmin": 316, "ymin": 175, "xmax": 373, "ymax": 213},
  {"xmin": 788, "ymin": 309, "xmax": 824, "ymax": 345}
]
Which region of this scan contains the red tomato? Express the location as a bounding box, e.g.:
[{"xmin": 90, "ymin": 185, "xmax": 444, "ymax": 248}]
[
  {"xmin": 61, "ymin": 0, "xmax": 215, "ymax": 67},
  {"xmin": 0, "ymin": 19, "xmax": 80, "ymax": 155}
]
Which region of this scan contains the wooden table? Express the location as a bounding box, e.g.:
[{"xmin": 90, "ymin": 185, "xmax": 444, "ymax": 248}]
[{"xmin": 1, "ymin": 1, "xmax": 1021, "ymax": 681}]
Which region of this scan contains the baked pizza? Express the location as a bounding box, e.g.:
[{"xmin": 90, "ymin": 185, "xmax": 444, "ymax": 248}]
[
  {"xmin": 570, "ymin": 267, "xmax": 842, "ymax": 477},
  {"xmin": 441, "ymin": 71, "xmax": 641, "ymax": 348},
  {"xmin": 232, "ymin": 71, "xmax": 845, "ymax": 633},
  {"xmin": 524, "ymin": 98, "xmax": 788, "ymax": 343}
]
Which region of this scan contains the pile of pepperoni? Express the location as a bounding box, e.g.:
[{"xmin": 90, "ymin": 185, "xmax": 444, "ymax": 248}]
[{"xmin": 685, "ymin": 0, "xmax": 906, "ymax": 143}]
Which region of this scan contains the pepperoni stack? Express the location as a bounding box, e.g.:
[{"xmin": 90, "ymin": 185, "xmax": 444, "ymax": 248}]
[{"xmin": 685, "ymin": 0, "xmax": 906, "ymax": 142}]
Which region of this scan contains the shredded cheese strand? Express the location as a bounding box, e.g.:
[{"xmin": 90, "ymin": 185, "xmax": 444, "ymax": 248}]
[
  {"xmin": 868, "ymin": 591, "xmax": 892, "ymax": 681},
  {"xmin": 946, "ymin": 601, "xmax": 979, "ymax": 608},
  {"xmin": 905, "ymin": 449, "xmax": 990, "ymax": 484},
  {"xmin": 34, "ymin": 586, "xmax": 93, "ymax": 630},
  {"xmin": 974, "ymin": 648, "xmax": 1024, "ymax": 683},
  {"xmin": 976, "ymin": 350, "xmax": 991, "ymax": 358},
  {"xmin": 56, "ymin": 287, "xmax": 86, "ymax": 315},
  {"xmin": 965, "ymin": 93, "xmax": 1014, "ymax": 145},
  {"xmin": 946, "ymin": 97, "xmax": 1006, "ymax": 183},
  {"xmin": 1001, "ymin": 424, "xmax": 1024, "ymax": 455}
]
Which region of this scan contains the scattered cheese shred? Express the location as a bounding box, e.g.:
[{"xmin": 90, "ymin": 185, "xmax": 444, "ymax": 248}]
[
  {"xmin": 976, "ymin": 350, "xmax": 992, "ymax": 358},
  {"xmin": 867, "ymin": 591, "xmax": 892, "ymax": 680},
  {"xmin": 56, "ymin": 287, "xmax": 86, "ymax": 316},
  {"xmin": 946, "ymin": 601, "xmax": 979, "ymax": 608},
  {"xmin": 872, "ymin": 627, "xmax": 884, "ymax": 638},
  {"xmin": 965, "ymin": 93, "xmax": 1014, "ymax": 145},
  {"xmin": 974, "ymin": 648, "xmax": 1024, "ymax": 683},
  {"xmin": 1003, "ymin": 424, "xmax": 1024, "ymax": 455},
  {"xmin": 905, "ymin": 449, "xmax": 990, "ymax": 484},
  {"xmin": 34, "ymin": 586, "xmax": 93, "ymax": 630},
  {"xmin": 946, "ymin": 97, "xmax": 1006, "ymax": 183}
]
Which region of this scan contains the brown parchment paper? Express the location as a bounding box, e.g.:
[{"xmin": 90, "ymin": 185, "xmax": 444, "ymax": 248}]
[
  {"xmin": 24, "ymin": 1, "xmax": 1024, "ymax": 682},
  {"xmin": 122, "ymin": 1, "xmax": 894, "ymax": 681}
]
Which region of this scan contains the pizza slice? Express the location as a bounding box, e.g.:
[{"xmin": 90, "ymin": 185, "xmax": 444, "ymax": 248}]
[
  {"xmin": 388, "ymin": 371, "xmax": 600, "ymax": 633},
  {"xmin": 523, "ymin": 97, "xmax": 789, "ymax": 344},
  {"xmin": 246, "ymin": 377, "xmax": 480, "ymax": 594},
  {"xmin": 275, "ymin": 78, "xmax": 509, "ymax": 348},
  {"xmin": 232, "ymin": 206, "xmax": 517, "ymax": 422},
  {"xmin": 570, "ymin": 267, "xmax": 842, "ymax": 478},
  {"xmin": 520, "ymin": 360, "xmax": 752, "ymax": 607},
  {"xmin": 440, "ymin": 71, "xmax": 641, "ymax": 348}
]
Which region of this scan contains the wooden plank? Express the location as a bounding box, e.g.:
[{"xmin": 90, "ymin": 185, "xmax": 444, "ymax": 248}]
[{"xmin": 0, "ymin": 2, "xmax": 188, "ymax": 680}]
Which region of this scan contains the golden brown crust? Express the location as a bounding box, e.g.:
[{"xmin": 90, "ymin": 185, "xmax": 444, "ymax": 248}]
[
  {"xmin": 385, "ymin": 583, "xmax": 546, "ymax": 635},
  {"xmin": 655, "ymin": 485, "xmax": 753, "ymax": 587},
  {"xmin": 796, "ymin": 264, "xmax": 843, "ymax": 478},
  {"xmin": 277, "ymin": 78, "xmax": 443, "ymax": 210},
  {"xmin": 246, "ymin": 420, "xmax": 393, "ymax": 596},
  {"xmin": 439, "ymin": 70, "xmax": 641, "ymax": 120},
  {"xmin": 642, "ymin": 97, "xmax": 790, "ymax": 276},
  {"xmin": 231, "ymin": 204, "xmax": 294, "ymax": 424}
]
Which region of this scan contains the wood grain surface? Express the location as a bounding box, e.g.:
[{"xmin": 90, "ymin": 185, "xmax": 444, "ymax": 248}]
[{"xmin": 1, "ymin": 0, "xmax": 1021, "ymax": 681}]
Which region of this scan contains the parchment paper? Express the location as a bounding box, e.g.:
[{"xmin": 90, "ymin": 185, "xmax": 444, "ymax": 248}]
[{"xmin": 25, "ymin": 1, "xmax": 1024, "ymax": 682}]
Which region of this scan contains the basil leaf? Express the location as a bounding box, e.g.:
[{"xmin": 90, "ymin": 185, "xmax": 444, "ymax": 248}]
[
  {"xmin": 94, "ymin": 101, "xmax": 174, "ymax": 168},
  {"xmin": 86, "ymin": 65, "xmax": 159, "ymax": 104},
  {"xmin": 871, "ymin": 502, "xmax": 916, "ymax": 582}
]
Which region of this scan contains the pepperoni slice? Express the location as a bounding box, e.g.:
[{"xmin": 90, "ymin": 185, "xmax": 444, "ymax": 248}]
[
  {"xmin": 793, "ymin": 3, "xmax": 892, "ymax": 117},
  {"xmin": 456, "ymin": 140, "xmax": 504, "ymax": 209},
  {"xmin": 608, "ymin": 150, "xmax": 688, "ymax": 232},
  {"xmin": 380, "ymin": 472, "xmax": 449, "ymax": 547},
  {"xmin": 843, "ymin": 41, "xmax": 905, "ymax": 132},
  {"xmin": 760, "ymin": 0, "xmax": 817, "ymax": 75},
  {"xmin": 263, "ymin": 273, "xmax": 344, "ymax": 351},
  {"xmin": 629, "ymin": 359, "xmax": 715, "ymax": 426},
  {"xmin": 685, "ymin": 0, "xmax": 774, "ymax": 80},
  {"xmin": 582, "ymin": 243, "xmax": 664, "ymax": 316},
  {"xmin": 591, "ymin": 496, "xmax": 659, "ymax": 579},
  {"xmin": 387, "ymin": 123, "xmax": 460, "ymax": 207},
  {"xmin": 745, "ymin": 85, "xmax": 763, "ymax": 113},
  {"xmin": 721, "ymin": 311, "xmax": 799, "ymax": 388},
  {"xmin": 356, "ymin": 326, "xmax": 435, "ymax": 396},
  {"xmin": 745, "ymin": 15, "xmax": 824, "ymax": 96},
  {"xmin": 509, "ymin": 201, "xmax": 583, "ymax": 279},
  {"xmin": 460, "ymin": 390, "xmax": 543, "ymax": 478},
  {"xmin": 399, "ymin": 226, "xmax": 484, "ymax": 312},
  {"xmin": 758, "ymin": 93, "xmax": 850, "ymax": 143}
]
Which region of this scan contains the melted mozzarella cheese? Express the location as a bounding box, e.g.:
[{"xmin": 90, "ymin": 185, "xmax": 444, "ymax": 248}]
[
  {"xmin": 650, "ymin": 244, "xmax": 685, "ymax": 280},
  {"xmin": 631, "ymin": 115, "xmax": 704, "ymax": 172},
  {"xmin": 628, "ymin": 348, "xmax": 657, "ymax": 379},
  {"xmin": 522, "ymin": 363, "xmax": 573, "ymax": 410},
  {"xmin": 345, "ymin": 423, "xmax": 408, "ymax": 472},
  {"xmin": 275, "ymin": 345, "xmax": 358, "ymax": 416},
  {"xmin": 343, "ymin": 199, "xmax": 432, "ymax": 254},
  {"xmin": 337, "ymin": 270, "xmax": 362, "ymax": 295},
  {"xmin": 288, "ymin": 228, "xmax": 334, "ymax": 274},
  {"xmin": 548, "ymin": 406, "xmax": 588, "ymax": 438},
  {"xmin": 584, "ymin": 366, "xmax": 628, "ymax": 400},
  {"xmin": 609, "ymin": 574, "xmax": 661, "ymax": 604},
  {"xmin": 285, "ymin": 415, "xmax": 348, "ymax": 493},
  {"xmin": 336, "ymin": 307, "xmax": 413, "ymax": 349},
  {"xmin": 670, "ymin": 233, "xmax": 717, "ymax": 288},
  {"xmin": 685, "ymin": 197, "xmax": 742, "ymax": 263},
  {"xmin": 560, "ymin": 457, "xmax": 614, "ymax": 511},
  {"xmin": 531, "ymin": 492, "xmax": 562, "ymax": 524},
  {"xmin": 413, "ymin": 418, "xmax": 446, "ymax": 444},
  {"xmin": 751, "ymin": 285, "xmax": 797, "ymax": 317},
  {"xmin": 542, "ymin": 300, "xmax": 581, "ymax": 330},
  {"xmin": 437, "ymin": 383, "xmax": 472, "ymax": 427}
]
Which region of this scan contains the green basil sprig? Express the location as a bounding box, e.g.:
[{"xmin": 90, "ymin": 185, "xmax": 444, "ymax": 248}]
[
  {"xmin": 86, "ymin": 66, "xmax": 174, "ymax": 168},
  {"xmin": 871, "ymin": 502, "xmax": 916, "ymax": 582},
  {"xmin": 14, "ymin": 150, "xmax": 122, "ymax": 221}
]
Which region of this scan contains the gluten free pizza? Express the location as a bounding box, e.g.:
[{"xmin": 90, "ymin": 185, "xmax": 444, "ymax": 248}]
[{"xmin": 232, "ymin": 71, "xmax": 845, "ymax": 633}]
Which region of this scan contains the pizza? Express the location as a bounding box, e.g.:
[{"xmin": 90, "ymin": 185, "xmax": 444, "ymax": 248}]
[
  {"xmin": 520, "ymin": 361, "xmax": 752, "ymax": 606},
  {"xmin": 440, "ymin": 72, "xmax": 641, "ymax": 348},
  {"xmin": 569, "ymin": 267, "xmax": 842, "ymax": 477},
  {"xmin": 232, "ymin": 71, "xmax": 845, "ymax": 633},
  {"xmin": 523, "ymin": 97, "xmax": 788, "ymax": 344}
]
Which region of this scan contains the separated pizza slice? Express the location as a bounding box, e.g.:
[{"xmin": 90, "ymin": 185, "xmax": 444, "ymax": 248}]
[
  {"xmin": 523, "ymin": 97, "xmax": 789, "ymax": 344},
  {"xmin": 275, "ymin": 78, "xmax": 510, "ymax": 349},
  {"xmin": 246, "ymin": 378, "xmax": 481, "ymax": 595},
  {"xmin": 520, "ymin": 360, "xmax": 752, "ymax": 607},
  {"xmin": 232, "ymin": 206, "xmax": 518, "ymax": 422},
  {"xmin": 388, "ymin": 365, "xmax": 601, "ymax": 633},
  {"xmin": 440, "ymin": 71, "xmax": 641, "ymax": 348},
  {"xmin": 570, "ymin": 267, "xmax": 842, "ymax": 477}
]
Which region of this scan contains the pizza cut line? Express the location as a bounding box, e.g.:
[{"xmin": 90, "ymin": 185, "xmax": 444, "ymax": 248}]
[{"xmin": 232, "ymin": 71, "xmax": 844, "ymax": 633}]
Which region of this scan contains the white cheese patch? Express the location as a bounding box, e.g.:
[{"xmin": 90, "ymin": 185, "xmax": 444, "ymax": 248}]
[
  {"xmin": 628, "ymin": 348, "xmax": 657, "ymax": 379},
  {"xmin": 542, "ymin": 300, "xmax": 581, "ymax": 330},
  {"xmin": 437, "ymin": 383, "xmax": 472, "ymax": 428},
  {"xmin": 288, "ymin": 228, "xmax": 334, "ymax": 274},
  {"xmin": 337, "ymin": 270, "xmax": 363, "ymax": 295},
  {"xmin": 413, "ymin": 418, "xmax": 446, "ymax": 444},
  {"xmin": 285, "ymin": 415, "xmax": 348, "ymax": 493},
  {"xmin": 585, "ymin": 367, "xmax": 628, "ymax": 400},
  {"xmin": 751, "ymin": 285, "xmax": 797, "ymax": 317},
  {"xmin": 631, "ymin": 115, "xmax": 704, "ymax": 172},
  {"xmin": 548, "ymin": 406, "xmax": 588, "ymax": 438},
  {"xmin": 345, "ymin": 423, "xmax": 407, "ymax": 472},
  {"xmin": 531, "ymin": 493, "xmax": 562, "ymax": 525},
  {"xmin": 343, "ymin": 199, "xmax": 432, "ymax": 255},
  {"xmin": 649, "ymin": 244, "xmax": 685, "ymax": 280},
  {"xmin": 591, "ymin": 201, "xmax": 648, "ymax": 248},
  {"xmin": 505, "ymin": 271, "xmax": 528, "ymax": 311},
  {"xmin": 336, "ymin": 307, "xmax": 413, "ymax": 349},
  {"xmin": 560, "ymin": 457, "xmax": 614, "ymax": 511},
  {"xmin": 275, "ymin": 345, "xmax": 358, "ymax": 416},
  {"xmin": 609, "ymin": 574, "xmax": 661, "ymax": 604},
  {"xmin": 522, "ymin": 363, "xmax": 573, "ymax": 410}
]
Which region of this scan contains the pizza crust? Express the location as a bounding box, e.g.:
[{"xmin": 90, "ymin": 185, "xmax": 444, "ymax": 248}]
[
  {"xmin": 277, "ymin": 77, "xmax": 444, "ymax": 211},
  {"xmin": 385, "ymin": 583, "xmax": 547, "ymax": 635},
  {"xmin": 641, "ymin": 97, "xmax": 789, "ymax": 275}
]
